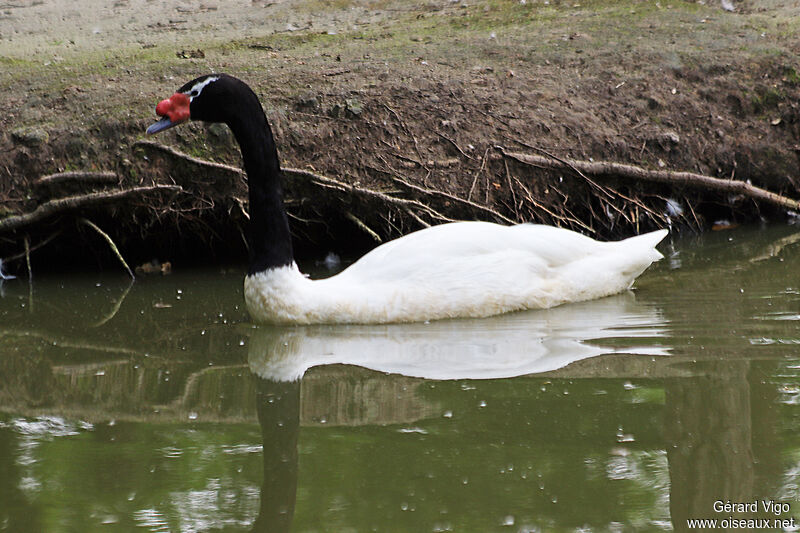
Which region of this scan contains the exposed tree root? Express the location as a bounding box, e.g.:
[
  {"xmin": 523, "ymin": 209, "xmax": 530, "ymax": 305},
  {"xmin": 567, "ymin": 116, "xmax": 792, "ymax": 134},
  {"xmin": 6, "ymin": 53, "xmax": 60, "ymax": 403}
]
[
  {"xmin": 4, "ymin": 136, "xmax": 798, "ymax": 272},
  {"xmin": 0, "ymin": 185, "xmax": 183, "ymax": 234},
  {"xmin": 133, "ymin": 140, "xmax": 243, "ymax": 175},
  {"xmin": 134, "ymin": 140, "xmax": 457, "ymax": 242},
  {"xmin": 498, "ymin": 147, "xmax": 800, "ymax": 213},
  {"xmin": 35, "ymin": 171, "xmax": 119, "ymax": 188},
  {"xmin": 134, "ymin": 139, "xmax": 456, "ymax": 226}
]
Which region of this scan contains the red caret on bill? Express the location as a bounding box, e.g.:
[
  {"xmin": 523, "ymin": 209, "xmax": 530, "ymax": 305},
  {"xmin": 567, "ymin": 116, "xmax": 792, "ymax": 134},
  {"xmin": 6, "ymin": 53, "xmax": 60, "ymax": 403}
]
[{"xmin": 155, "ymin": 92, "xmax": 190, "ymax": 123}]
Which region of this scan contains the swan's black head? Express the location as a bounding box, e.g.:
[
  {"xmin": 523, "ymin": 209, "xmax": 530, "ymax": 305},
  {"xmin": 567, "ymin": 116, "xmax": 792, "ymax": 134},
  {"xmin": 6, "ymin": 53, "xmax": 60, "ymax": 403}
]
[{"xmin": 146, "ymin": 74, "xmax": 259, "ymax": 134}]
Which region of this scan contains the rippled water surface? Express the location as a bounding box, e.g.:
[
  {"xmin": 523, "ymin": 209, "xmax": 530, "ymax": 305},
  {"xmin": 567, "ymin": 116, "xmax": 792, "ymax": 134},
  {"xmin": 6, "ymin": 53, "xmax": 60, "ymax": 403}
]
[{"xmin": 1, "ymin": 225, "xmax": 799, "ymax": 532}]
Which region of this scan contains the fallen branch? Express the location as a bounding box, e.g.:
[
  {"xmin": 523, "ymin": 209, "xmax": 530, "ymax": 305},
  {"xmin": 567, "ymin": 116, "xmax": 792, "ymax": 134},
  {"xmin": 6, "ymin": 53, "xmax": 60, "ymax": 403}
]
[
  {"xmin": 498, "ymin": 147, "xmax": 800, "ymax": 213},
  {"xmin": 0, "ymin": 185, "xmax": 183, "ymax": 234}
]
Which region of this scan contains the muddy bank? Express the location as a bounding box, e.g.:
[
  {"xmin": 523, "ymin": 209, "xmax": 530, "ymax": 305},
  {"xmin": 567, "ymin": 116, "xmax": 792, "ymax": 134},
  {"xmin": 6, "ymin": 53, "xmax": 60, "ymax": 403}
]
[{"xmin": 1, "ymin": 0, "xmax": 799, "ymax": 274}]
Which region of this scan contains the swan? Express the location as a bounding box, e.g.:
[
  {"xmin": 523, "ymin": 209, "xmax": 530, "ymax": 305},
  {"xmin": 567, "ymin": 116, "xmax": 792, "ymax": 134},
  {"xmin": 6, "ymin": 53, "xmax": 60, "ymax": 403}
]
[{"xmin": 146, "ymin": 74, "xmax": 667, "ymax": 325}]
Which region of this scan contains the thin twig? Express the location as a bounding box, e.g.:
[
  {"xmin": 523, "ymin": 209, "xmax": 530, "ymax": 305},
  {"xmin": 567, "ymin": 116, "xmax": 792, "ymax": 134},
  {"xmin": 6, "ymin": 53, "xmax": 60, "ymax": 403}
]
[
  {"xmin": 5, "ymin": 230, "xmax": 63, "ymax": 262},
  {"xmin": 390, "ymin": 152, "xmax": 424, "ymax": 168},
  {"xmin": 600, "ymin": 198, "xmax": 634, "ymax": 226},
  {"xmin": 685, "ymin": 197, "xmax": 702, "ymax": 230},
  {"xmin": 436, "ymin": 132, "xmax": 476, "ymax": 161},
  {"xmin": 345, "ymin": 212, "xmax": 382, "ymax": 242},
  {"xmin": 384, "ymin": 104, "xmax": 428, "ymax": 171},
  {"xmin": 607, "ymin": 188, "xmax": 665, "ymax": 223},
  {"xmin": 294, "ymin": 168, "xmax": 454, "ymax": 225},
  {"xmin": 1, "ymin": 328, "xmax": 140, "ymax": 356},
  {"xmin": 503, "ymin": 158, "xmax": 520, "ymax": 221},
  {"xmin": 404, "ymin": 207, "xmax": 431, "ymax": 228},
  {"xmin": 512, "ymin": 176, "xmax": 578, "ymax": 227},
  {"xmin": 468, "ymin": 147, "xmax": 490, "ymax": 201},
  {"xmin": 91, "ymin": 279, "xmax": 134, "ymax": 327},
  {"xmin": 373, "ymin": 154, "xmax": 511, "ymax": 223},
  {"xmin": 505, "ymin": 142, "xmax": 616, "ymax": 199},
  {"xmin": 24, "ymin": 235, "xmax": 33, "ymax": 313},
  {"xmin": 80, "ymin": 218, "xmax": 135, "ymax": 279},
  {"xmin": 24, "ymin": 235, "xmax": 32, "ymax": 283},
  {"xmin": 388, "ymin": 172, "xmax": 515, "ymax": 225}
]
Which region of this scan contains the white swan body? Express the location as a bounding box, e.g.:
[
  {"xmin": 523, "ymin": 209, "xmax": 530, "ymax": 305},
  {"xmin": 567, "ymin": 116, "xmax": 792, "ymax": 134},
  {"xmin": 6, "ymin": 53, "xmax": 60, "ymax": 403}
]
[{"xmin": 245, "ymin": 221, "xmax": 668, "ymax": 325}]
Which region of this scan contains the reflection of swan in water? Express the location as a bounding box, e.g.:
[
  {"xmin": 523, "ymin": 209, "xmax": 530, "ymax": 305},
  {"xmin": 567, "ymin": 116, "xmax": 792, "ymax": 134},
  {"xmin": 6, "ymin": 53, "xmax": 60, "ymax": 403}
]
[
  {"xmin": 248, "ymin": 292, "xmax": 668, "ymax": 382},
  {"xmin": 247, "ymin": 293, "xmax": 666, "ymax": 532},
  {"xmin": 252, "ymin": 378, "xmax": 300, "ymax": 533}
]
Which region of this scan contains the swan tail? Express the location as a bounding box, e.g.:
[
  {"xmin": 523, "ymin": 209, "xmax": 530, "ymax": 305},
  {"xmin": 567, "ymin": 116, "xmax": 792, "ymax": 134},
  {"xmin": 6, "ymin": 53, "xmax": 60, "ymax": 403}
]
[
  {"xmin": 596, "ymin": 228, "xmax": 668, "ymax": 293},
  {"xmin": 622, "ymin": 228, "xmax": 669, "ymax": 261}
]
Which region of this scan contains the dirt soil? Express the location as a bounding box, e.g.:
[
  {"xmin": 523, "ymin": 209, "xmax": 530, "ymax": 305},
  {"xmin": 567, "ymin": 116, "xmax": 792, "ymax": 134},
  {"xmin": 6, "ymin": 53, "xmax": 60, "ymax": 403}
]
[{"xmin": 1, "ymin": 0, "xmax": 800, "ymax": 272}]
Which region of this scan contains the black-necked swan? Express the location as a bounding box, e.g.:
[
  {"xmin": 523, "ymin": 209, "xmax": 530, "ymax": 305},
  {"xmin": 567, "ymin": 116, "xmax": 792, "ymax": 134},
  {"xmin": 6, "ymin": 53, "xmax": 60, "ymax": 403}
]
[{"xmin": 146, "ymin": 74, "xmax": 667, "ymax": 325}]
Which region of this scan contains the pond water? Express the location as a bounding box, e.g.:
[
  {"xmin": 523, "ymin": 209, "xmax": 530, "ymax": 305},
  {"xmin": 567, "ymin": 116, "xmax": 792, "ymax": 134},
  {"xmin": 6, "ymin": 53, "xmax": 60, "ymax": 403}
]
[{"xmin": 1, "ymin": 225, "xmax": 799, "ymax": 532}]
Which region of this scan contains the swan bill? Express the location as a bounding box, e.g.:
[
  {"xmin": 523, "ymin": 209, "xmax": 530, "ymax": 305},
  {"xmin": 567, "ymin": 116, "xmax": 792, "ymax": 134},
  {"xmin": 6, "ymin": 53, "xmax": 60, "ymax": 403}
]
[{"xmin": 146, "ymin": 116, "xmax": 180, "ymax": 135}]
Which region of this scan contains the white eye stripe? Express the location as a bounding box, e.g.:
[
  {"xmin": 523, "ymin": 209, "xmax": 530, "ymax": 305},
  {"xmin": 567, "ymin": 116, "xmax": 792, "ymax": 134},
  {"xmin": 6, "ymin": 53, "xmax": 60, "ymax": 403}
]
[{"xmin": 184, "ymin": 75, "xmax": 220, "ymax": 101}]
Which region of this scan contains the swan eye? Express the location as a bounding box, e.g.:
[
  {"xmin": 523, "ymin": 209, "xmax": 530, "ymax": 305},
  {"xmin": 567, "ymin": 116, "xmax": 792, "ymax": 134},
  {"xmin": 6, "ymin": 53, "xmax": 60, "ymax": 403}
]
[{"xmin": 190, "ymin": 90, "xmax": 199, "ymax": 98}]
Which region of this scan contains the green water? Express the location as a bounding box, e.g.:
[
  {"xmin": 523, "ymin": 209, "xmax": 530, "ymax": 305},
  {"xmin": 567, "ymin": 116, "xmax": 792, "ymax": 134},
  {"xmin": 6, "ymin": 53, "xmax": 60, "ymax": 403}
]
[{"xmin": 1, "ymin": 225, "xmax": 799, "ymax": 532}]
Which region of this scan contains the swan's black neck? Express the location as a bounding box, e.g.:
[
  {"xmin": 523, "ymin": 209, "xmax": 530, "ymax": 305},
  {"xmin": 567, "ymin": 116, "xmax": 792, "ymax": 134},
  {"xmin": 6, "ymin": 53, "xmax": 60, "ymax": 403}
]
[{"xmin": 225, "ymin": 95, "xmax": 294, "ymax": 275}]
